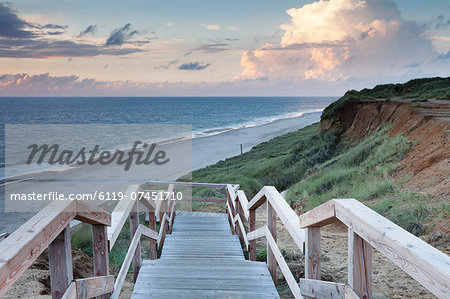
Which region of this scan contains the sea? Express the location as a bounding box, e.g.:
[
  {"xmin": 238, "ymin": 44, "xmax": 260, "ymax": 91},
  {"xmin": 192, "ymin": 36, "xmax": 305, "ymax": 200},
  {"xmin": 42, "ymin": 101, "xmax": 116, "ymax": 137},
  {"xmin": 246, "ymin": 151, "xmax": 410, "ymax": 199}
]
[{"xmin": 0, "ymin": 96, "xmax": 336, "ymax": 177}]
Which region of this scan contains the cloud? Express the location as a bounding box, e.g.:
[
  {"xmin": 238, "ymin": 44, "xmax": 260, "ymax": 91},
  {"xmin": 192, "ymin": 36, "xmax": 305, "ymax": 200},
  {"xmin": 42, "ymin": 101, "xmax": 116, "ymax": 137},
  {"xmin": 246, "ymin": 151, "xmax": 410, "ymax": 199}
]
[
  {"xmin": 178, "ymin": 62, "xmax": 211, "ymax": 70},
  {"xmin": 154, "ymin": 59, "xmax": 179, "ymax": 70},
  {"xmin": 78, "ymin": 25, "xmax": 97, "ymax": 37},
  {"xmin": 0, "ymin": 38, "xmax": 144, "ymax": 58},
  {"xmin": 228, "ymin": 26, "xmax": 238, "ymax": 31},
  {"xmin": 0, "ymin": 4, "xmax": 144, "ymax": 58},
  {"xmin": 191, "ymin": 43, "xmax": 228, "ymax": 53},
  {"xmin": 224, "ymin": 38, "xmax": 239, "ymax": 42},
  {"xmin": 201, "ymin": 24, "xmax": 221, "ymax": 30},
  {"xmin": 164, "ymin": 22, "xmax": 176, "ymax": 27},
  {"xmin": 0, "ymin": 3, "xmax": 35, "ymax": 38},
  {"xmin": 105, "ymin": 23, "xmax": 138, "ymax": 46},
  {"xmin": 236, "ymin": 0, "xmax": 448, "ymax": 82}
]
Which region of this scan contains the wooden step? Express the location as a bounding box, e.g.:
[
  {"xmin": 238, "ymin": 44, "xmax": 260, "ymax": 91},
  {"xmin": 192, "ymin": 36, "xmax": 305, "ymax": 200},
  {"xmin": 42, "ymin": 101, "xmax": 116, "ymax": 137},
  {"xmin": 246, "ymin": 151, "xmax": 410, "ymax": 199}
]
[{"xmin": 131, "ymin": 212, "xmax": 279, "ymax": 298}]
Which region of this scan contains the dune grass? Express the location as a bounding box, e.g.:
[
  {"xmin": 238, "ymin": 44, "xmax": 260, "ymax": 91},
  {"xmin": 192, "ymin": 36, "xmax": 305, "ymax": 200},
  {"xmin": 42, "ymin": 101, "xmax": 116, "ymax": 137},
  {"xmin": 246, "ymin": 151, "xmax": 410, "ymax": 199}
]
[
  {"xmin": 183, "ymin": 123, "xmax": 339, "ymax": 197},
  {"xmin": 188, "ymin": 122, "xmax": 443, "ymax": 235}
]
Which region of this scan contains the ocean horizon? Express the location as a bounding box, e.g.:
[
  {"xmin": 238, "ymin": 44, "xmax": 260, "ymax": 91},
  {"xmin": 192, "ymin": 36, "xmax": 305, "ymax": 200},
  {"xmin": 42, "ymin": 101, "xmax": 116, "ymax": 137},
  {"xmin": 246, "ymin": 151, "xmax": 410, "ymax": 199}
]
[{"xmin": 0, "ymin": 96, "xmax": 336, "ymax": 176}]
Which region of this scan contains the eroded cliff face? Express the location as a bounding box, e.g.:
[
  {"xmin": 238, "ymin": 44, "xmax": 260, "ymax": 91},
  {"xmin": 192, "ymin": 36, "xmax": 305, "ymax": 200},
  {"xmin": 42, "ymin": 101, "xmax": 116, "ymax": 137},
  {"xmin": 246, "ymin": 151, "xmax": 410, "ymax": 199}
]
[{"xmin": 320, "ymin": 100, "xmax": 450, "ymax": 199}]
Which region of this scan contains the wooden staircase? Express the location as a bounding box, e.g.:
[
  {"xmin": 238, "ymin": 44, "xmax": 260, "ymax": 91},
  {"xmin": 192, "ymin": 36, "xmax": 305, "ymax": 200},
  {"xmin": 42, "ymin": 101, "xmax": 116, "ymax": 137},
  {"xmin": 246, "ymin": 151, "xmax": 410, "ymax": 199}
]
[{"xmin": 131, "ymin": 212, "xmax": 279, "ymax": 298}]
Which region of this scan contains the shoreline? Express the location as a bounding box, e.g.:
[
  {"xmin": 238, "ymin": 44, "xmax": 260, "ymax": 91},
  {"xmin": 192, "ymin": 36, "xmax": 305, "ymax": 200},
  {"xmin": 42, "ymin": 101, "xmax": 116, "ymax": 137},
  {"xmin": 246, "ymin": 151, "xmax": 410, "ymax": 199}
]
[{"xmin": 0, "ymin": 111, "xmax": 322, "ymax": 233}]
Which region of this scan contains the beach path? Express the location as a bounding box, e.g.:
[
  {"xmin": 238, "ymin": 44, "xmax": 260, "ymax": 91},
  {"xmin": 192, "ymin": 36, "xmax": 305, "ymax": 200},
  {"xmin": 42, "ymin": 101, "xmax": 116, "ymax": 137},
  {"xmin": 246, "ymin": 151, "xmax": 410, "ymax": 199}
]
[{"xmin": 131, "ymin": 211, "xmax": 279, "ymax": 299}]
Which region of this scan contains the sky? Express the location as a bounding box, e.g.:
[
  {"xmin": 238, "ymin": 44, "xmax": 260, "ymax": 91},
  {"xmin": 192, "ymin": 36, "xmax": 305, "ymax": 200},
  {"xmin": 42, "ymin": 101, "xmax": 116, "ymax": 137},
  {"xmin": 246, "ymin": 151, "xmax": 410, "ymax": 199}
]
[{"xmin": 0, "ymin": 0, "xmax": 449, "ymax": 96}]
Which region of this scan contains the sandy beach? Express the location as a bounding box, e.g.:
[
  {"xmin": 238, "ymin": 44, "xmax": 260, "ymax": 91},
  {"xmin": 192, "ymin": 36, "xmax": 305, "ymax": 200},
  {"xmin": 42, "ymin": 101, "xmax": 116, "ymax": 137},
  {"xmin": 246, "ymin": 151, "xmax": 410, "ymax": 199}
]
[{"xmin": 0, "ymin": 111, "xmax": 321, "ymax": 234}]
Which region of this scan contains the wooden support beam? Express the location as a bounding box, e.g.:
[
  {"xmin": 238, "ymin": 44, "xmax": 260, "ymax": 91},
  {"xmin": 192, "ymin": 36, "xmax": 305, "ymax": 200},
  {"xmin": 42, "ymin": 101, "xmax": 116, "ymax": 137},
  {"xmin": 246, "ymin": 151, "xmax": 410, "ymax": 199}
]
[
  {"xmin": 305, "ymin": 227, "xmax": 321, "ymax": 281},
  {"xmin": 249, "ymin": 209, "xmax": 256, "ymax": 261},
  {"xmin": 304, "ymin": 227, "xmax": 321, "ymax": 299},
  {"xmin": 247, "ymin": 187, "xmax": 267, "ymax": 211},
  {"xmin": 49, "ymin": 227, "xmax": 73, "ymax": 299},
  {"xmin": 226, "ymin": 201, "xmax": 236, "ymax": 234},
  {"xmin": 299, "ymin": 279, "xmax": 345, "ymax": 299},
  {"xmin": 236, "ymin": 190, "xmax": 249, "ymax": 221},
  {"xmin": 111, "ymin": 226, "xmax": 141, "ymax": 299},
  {"xmin": 144, "ymin": 181, "xmax": 229, "ymax": 188},
  {"xmin": 75, "ymin": 275, "xmax": 114, "ymax": 299},
  {"xmin": 0, "ymin": 201, "xmax": 76, "ymax": 297},
  {"xmin": 92, "ymin": 224, "xmax": 110, "ymax": 299},
  {"xmin": 344, "ymin": 284, "xmax": 359, "ymax": 299},
  {"xmin": 129, "ymin": 201, "xmax": 141, "ymax": 283},
  {"xmin": 266, "ymin": 229, "xmax": 302, "ymax": 298},
  {"xmin": 60, "ymin": 281, "xmax": 76, "ymax": 299},
  {"xmin": 300, "ymin": 199, "xmax": 337, "ymax": 228},
  {"xmin": 348, "ymin": 229, "xmax": 372, "ymax": 299},
  {"xmin": 335, "ymin": 198, "xmax": 450, "ymax": 298},
  {"xmin": 107, "ymin": 184, "xmax": 140, "ymax": 250},
  {"xmin": 267, "ymin": 201, "xmax": 277, "ymax": 286},
  {"xmin": 75, "ymin": 201, "xmax": 111, "ymax": 226},
  {"xmin": 265, "ymin": 186, "xmax": 305, "ymax": 253},
  {"xmin": 148, "ymin": 209, "xmax": 157, "ymax": 260},
  {"xmin": 140, "ymin": 224, "xmax": 158, "ymax": 240},
  {"xmin": 186, "ymin": 185, "xmax": 192, "ymax": 212}
]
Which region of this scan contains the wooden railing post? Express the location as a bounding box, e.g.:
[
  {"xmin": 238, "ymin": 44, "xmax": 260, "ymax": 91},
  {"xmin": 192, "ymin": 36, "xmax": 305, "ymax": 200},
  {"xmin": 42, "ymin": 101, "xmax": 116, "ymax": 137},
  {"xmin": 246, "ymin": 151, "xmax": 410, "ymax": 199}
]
[
  {"xmin": 267, "ymin": 202, "xmax": 277, "ymax": 285},
  {"xmin": 305, "ymin": 227, "xmax": 321, "ymax": 299},
  {"xmin": 187, "ymin": 185, "xmax": 192, "ymax": 212},
  {"xmin": 148, "ymin": 209, "xmax": 157, "ymax": 260},
  {"xmin": 129, "ymin": 201, "xmax": 141, "ymax": 283},
  {"xmin": 48, "ymin": 226, "xmax": 73, "ymax": 299},
  {"xmin": 92, "ymin": 224, "xmax": 110, "ymax": 299},
  {"xmin": 226, "ymin": 187, "xmax": 236, "ymax": 234},
  {"xmin": 348, "ymin": 229, "xmax": 372, "ymax": 299},
  {"xmin": 249, "ymin": 209, "xmax": 256, "ymax": 261}
]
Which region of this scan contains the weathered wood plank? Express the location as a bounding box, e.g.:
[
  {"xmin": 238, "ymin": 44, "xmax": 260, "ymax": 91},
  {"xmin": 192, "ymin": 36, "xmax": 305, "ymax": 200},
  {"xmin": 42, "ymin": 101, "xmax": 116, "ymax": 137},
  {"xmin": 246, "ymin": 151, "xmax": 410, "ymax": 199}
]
[
  {"xmin": 49, "ymin": 226, "xmax": 73, "ymax": 299},
  {"xmin": 247, "ymin": 187, "xmax": 267, "ymax": 211},
  {"xmin": 344, "ymin": 284, "xmax": 359, "ymax": 299},
  {"xmin": 226, "ymin": 201, "xmax": 236, "ymax": 233},
  {"xmin": 60, "ymin": 281, "xmax": 76, "ymax": 299},
  {"xmin": 144, "ymin": 181, "xmax": 229, "ymax": 188},
  {"xmin": 75, "ymin": 275, "xmax": 114, "ymax": 299},
  {"xmin": 348, "ymin": 229, "xmax": 372, "ymax": 299},
  {"xmin": 157, "ymin": 214, "xmax": 170, "ymax": 248},
  {"xmin": 92, "ymin": 224, "xmax": 110, "ymax": 299},
  {"xmin": 234, "ymin": 214, "xmax": 249, "ymax": 248},
  {"xmin": 265, "ymin": 186, "xmax": 305, "ymax": 253},
  {"xmin": 266, "ymin": 228, "xmax": 302, "ymax": 299},
  {"xmin": 107, "ymin": 184, "xmax": 140, "ymax": 250},
  {"xmin": 111, "ymin": 225, "xmax": 141, "ymax": 299},
  {"xmin": 299, "ymin": 279, "xmax": 345, "ymax": 299},
  {"xmin": 148, "ymin": 210, "xmax": 157, "ymax": 260},
  {"xmin": 140, "ymin": 224, "xmax": 158, "ymax": 240},
  {"xmin": 249, "ymin": 209, "xmax": 256, "ymax": 261},
  {"xmin": 75, "ymin": 200, "xmax": 111, "ymax": 226},
  {"xmin": 129, "ymin": 201, "xmax": 141, "ymax": 283},
  {"xmin": 236, "ymin": 190, "xmax": 249, "ymax": 221},
  {"xmin": 247, "ymin": 225, "xmax": 267, "ymax": 241},
  {"xmin": 267, "ymin": 201, "xmax": 277, "ymax": 286},
  {"xmin": 299, "ymin": 199, "xmax": 337, "ymax": 228},
  {"xmin": 187, "ymin": 197, "xmax": 227, "ymax": 202},
  {"xmin": 335, "ymin": 199, "xmax": 450, "ymax": 298},
  {"xmin": 305, "ymin": 227, "xmax": 321, "ymax": 283},
  {"xmin": 0, "ymin": 201, "xmax": 77, "ymax": 297}
]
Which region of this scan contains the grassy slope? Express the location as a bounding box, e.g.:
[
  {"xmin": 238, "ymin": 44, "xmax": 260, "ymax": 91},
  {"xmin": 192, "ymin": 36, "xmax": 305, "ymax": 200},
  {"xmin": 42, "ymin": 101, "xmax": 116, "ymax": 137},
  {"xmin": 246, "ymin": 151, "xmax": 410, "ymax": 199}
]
[{"xmin": 189, "ymin": 123, "xmax": 445, "ymax": 236}]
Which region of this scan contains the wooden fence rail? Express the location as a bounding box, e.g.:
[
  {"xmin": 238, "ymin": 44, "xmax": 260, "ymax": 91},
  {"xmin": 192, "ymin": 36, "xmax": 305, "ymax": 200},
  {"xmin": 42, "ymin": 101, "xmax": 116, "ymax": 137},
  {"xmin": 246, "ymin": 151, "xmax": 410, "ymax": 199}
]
[
  {"xmin": 1, "ymin": 182, "xmax": 449, "ymax": 299},
  {"xmin": 299, "ymin": 198, "xmax": 450, "ymax": 299}
]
